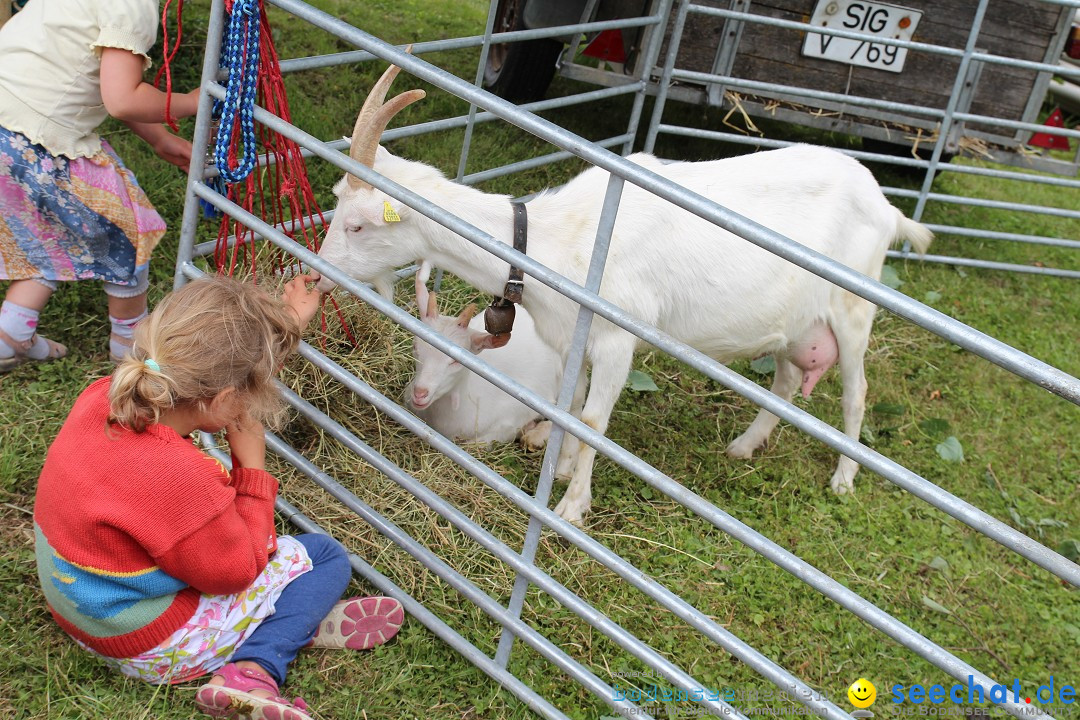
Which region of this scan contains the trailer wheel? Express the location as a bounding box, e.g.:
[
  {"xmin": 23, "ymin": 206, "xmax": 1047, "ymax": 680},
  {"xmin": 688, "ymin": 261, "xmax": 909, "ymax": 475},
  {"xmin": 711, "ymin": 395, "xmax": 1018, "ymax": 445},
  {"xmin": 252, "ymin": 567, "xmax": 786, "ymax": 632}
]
[{"xmin": 483, "ymin": 0, "xmax": 564, "ymax": 103}]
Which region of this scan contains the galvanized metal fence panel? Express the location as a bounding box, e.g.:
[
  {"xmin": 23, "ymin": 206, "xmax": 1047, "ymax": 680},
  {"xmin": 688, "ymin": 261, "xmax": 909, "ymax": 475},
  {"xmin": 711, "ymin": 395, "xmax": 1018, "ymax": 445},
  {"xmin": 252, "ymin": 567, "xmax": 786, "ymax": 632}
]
[
  {"xmin": 635, "ymin": 0, "xmax": 1080, "ymax": 278},
  {"xmin": 176, "ymin": 1, "xmax": 1080, "ymax": 718}
]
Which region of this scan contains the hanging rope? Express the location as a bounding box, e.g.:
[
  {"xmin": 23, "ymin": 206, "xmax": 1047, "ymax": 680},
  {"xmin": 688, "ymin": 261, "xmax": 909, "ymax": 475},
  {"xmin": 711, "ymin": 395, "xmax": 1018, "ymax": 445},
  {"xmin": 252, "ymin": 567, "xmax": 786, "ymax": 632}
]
[
  {"xmin": 152, "ymin": 0, "xmax": 185, "ymax": 132},
  {"xmin": 214, "ymin": 0, "xmax": 261, "ymax": 183},
  {"xmin": 155, "ymin": 0, "xmax": 357, "ymax": 345},
  {"xmin": 212, "ymin": 1, "xmax": 358, "ymax": 345}
]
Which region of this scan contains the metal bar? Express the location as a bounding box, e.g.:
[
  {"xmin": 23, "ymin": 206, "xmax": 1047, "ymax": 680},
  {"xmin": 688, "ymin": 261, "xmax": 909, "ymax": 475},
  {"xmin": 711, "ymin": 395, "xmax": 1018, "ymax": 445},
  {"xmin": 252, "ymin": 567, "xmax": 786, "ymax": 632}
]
[
  {"xmin": 273, "ymin": 387, "xmax": 746, "ymax": 720},
  {"xmin": 456, "ymin": 0, "xmax": 500, "ymax": 182},
  {"xmin": 495, "ymin": 174, "xmax": 627, "ymax": 668},
  {"xmin": 888, "ymin": 189, "xmax": 1080, "ymax": 224},
  {"xmin": 174, "ymin": 0, "xmax": 227, "ymax": 288},
  {"xmin": 287, "ymin": 338, "xmax": 855, "ymax": 720},
  {"xmin": 917, "ymin": 224, "xmax": 1080, "ymax": 250},
  {"xmin": 886, "ymin": 251, "xmax": 1080, "ymax": 279},
  {"xmin": 193, "ymin": 209, "xmax": 336, "ymax": 258},
  {"xmin": 914, "ymin": 0, "xmax": 990, "ymax": 224},
  {"xmin": 197, "ymin": 443, "xmax": 577, "ymax": 720},
  {"xmin": 564, "ymin": 0, "xmax": 603, "ymax": 71},
  {"xmin": 189, "ymin": 95, "xmax": 1080, "ymax": 584},
  {"xmin": 644, "ymin": 0, "xmax": 693, "ymax": 153},
  {"xmin": 274, "ymin": 17, "xmax": 664, "ymax": 74},
  {"xmin": 203, "ymin": 50, "xmax": 1080, "ymax": 409},
  {"xmin": 183, "ymin": 188, "xmax": 1066, "ymax": 719},
  {"xmin": 620, "ymin": 0, "xmax": 679, "ymax": 154},
  {"xmin": 672, "ymin": 69, "xmax": 945, "ymax": 119},
  {"xmin": 653, "ymin": 124, "xmax": 1080, "ymax": 190},
  {"xmin": 203, "ymin": 83, "xmax": 643, "ymax": 181},
  {"xmin": 461, "ymin": 134, "xmax": 633, "ymax": 185}
]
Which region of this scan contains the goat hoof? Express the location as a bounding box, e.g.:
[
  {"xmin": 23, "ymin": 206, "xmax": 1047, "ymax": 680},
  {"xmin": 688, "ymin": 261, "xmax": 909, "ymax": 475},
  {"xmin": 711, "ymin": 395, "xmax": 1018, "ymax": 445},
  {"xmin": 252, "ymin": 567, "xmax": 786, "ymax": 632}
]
[
  {"xmin": 725, "ymin": 436, "xmax": 760, "ymax": 460},
  {"xmin": 554, "ymin": 498, "xmax": 588, "ymax": 526},
  {"xmin": 830, "ymin": 474, "xmax": 856, "ymax": 495}
]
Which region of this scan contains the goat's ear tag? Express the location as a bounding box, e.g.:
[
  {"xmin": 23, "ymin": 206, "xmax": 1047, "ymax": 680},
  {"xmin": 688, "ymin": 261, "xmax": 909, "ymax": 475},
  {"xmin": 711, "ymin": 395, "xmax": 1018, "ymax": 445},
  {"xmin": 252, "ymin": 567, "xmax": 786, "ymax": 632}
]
[{"xmin": 383, "ymin": 201, "xmax": 401, "ymax": 223}]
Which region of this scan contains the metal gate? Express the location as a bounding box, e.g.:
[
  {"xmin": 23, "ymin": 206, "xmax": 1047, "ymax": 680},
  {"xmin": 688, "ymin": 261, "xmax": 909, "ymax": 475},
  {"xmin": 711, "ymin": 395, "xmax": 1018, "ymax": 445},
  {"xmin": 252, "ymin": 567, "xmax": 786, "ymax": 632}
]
[
  {"xmin": 553, "ymin": 0, "xmax": 1080, "ymax": 278},
  {"xmin": 176, "ymin": 1, "xmax": 1080, "ymax": 718}
]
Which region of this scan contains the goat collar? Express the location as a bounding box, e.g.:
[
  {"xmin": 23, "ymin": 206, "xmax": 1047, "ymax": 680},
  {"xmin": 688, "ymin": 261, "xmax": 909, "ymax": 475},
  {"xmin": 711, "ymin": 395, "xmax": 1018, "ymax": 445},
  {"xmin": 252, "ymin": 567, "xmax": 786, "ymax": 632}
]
[{"xmin": 483, "ymin": 201, "xmax": 527, "ymax": 336}]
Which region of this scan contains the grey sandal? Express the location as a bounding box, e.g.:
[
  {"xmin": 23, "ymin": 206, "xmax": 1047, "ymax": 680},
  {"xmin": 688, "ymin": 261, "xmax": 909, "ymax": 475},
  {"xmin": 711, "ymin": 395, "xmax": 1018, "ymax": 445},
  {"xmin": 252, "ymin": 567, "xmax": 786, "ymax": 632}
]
[{"xmin": 0, "ymin": 327, "xmax": 67, "ymax": 373}]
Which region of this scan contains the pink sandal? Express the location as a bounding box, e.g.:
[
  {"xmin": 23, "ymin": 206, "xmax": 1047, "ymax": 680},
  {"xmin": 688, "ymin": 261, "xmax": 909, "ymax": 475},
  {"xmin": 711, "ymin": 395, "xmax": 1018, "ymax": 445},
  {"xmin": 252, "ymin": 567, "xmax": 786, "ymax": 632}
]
[
  {"xmin": 311, "ymin": 596, "xmax": 405, "ymax": 650},
  {"xmin": 194, "ymin": 663, "xmax": 313, "ymax": 720}
]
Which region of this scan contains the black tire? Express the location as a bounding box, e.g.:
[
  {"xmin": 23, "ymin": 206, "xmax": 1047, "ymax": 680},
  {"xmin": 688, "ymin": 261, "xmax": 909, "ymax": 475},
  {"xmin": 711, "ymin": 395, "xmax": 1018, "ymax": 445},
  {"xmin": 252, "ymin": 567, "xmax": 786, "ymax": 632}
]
[{"xmin": 483, "ymin": 0, "xmax": 564, "ymax": 103}]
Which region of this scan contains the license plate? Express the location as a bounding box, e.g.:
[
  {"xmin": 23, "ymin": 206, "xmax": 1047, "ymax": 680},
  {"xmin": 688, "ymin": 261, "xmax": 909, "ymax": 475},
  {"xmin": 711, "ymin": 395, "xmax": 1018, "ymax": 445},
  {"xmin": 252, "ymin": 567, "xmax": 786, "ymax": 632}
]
[{"xmin": 802, "ymin": 0, "xmax": 923, "ymax": 73}]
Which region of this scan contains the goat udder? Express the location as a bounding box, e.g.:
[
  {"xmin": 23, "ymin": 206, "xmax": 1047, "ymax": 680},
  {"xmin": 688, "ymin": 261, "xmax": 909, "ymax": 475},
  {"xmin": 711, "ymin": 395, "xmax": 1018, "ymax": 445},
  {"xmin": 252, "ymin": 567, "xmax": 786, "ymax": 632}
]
[{"xmin": 789, "ymin": 323, "xmax": 839, "ymax": 398}]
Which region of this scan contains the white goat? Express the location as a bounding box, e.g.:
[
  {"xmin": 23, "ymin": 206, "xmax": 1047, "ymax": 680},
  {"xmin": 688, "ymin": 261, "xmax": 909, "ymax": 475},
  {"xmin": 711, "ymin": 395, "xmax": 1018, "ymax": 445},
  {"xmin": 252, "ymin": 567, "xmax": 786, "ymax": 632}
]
[
  {"xmin": 317, "ymin": 63, "xmax": 933, "ymax": 524},
  {"xmin": 405, "ymin": 261, "xmax": 568, "ymax": 452}
]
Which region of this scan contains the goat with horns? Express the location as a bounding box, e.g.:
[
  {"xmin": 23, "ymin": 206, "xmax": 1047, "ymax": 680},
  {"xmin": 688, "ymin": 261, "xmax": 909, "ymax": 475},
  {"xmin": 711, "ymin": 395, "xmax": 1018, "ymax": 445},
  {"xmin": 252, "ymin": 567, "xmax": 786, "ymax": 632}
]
[{"xmin": 316, "ymin": 60, "xmax": 933, "ymax": 525}]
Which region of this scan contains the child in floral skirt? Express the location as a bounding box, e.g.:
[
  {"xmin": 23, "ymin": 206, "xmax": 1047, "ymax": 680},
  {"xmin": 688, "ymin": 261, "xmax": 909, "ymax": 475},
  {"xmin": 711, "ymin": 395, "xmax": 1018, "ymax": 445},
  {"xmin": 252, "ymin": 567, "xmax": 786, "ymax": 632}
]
[{"xmin": 0, "ymin": 0, "xmax": 195, "ymax": 370}]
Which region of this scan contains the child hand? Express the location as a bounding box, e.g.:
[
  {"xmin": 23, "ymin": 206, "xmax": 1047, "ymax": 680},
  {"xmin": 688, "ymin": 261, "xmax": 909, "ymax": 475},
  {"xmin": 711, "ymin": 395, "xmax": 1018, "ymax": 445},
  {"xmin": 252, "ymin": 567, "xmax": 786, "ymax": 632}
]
[
  {"xmin": 225, "ymin": 414, "xmax": 266, "ymax": 471},
  {"xmin": 153, "ymin": 132, "xmax": 194, "ymax": 171},
  {"xmin": 282, "ymin": 272, "xmax": 324, "ymax": 330}
]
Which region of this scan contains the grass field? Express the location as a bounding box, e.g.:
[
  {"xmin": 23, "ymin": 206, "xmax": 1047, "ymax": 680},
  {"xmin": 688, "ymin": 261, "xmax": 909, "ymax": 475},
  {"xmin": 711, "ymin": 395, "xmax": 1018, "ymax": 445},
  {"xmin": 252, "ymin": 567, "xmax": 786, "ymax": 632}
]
[{"xmin": 1, "ymin": 1, "xmax": 1078, "ymax": 719}]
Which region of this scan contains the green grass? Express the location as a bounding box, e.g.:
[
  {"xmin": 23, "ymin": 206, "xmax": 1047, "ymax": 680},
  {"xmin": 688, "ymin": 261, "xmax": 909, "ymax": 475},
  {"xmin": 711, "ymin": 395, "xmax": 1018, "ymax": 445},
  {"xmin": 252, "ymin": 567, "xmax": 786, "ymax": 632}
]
[{"xmin": 2, "ymin": 1, "xmax": 1078, "ymax": 719}]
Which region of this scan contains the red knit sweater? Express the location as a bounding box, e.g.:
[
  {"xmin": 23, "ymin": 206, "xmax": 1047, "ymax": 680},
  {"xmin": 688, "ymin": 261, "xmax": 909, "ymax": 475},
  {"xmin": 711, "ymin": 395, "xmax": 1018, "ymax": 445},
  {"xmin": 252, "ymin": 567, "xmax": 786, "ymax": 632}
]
[{"xmin": 34, "ymin": 377, "xmax": 279, "ymax": 658}]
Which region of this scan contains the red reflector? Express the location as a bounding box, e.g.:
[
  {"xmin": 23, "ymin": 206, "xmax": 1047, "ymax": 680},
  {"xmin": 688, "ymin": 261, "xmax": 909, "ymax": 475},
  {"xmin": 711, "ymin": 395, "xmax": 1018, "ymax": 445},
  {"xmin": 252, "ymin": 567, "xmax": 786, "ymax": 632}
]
[
  {"xmin": 1028, "ymin": 108, "xmax": 1071, "ymax": 150},
  {"xmin": 583, "ymin": 30, "xmax": 627, "ymax": 63}
]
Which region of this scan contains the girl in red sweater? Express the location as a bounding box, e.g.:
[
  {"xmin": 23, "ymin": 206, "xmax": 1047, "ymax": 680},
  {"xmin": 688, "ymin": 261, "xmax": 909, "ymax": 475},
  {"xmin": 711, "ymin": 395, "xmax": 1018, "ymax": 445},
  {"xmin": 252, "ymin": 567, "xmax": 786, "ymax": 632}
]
[{"xmin": 34, "ymin": 273, "xmax": 404, "ymax": 720}]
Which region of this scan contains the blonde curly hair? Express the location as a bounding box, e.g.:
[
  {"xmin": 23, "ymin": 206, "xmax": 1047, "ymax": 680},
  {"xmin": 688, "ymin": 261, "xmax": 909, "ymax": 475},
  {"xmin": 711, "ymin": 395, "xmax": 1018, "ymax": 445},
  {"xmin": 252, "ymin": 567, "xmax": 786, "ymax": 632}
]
[{"xmin": 109, "ymin": 275, "xmax": 301, "ymax": 433}]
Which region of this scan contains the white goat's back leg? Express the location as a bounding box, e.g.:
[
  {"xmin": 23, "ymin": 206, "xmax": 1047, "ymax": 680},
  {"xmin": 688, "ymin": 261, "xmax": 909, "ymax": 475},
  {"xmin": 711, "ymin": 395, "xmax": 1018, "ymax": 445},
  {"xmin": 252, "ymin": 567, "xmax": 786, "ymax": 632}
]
[
  {"xmin": 555, "ymin": 368, "xmax": 588, "ymax": 480},
  {"xmin": 554, "ymin": 335, "xmax": 634, "ymax": 525},
  {"xmin": 829, "ymin": 299, "xmax": 875, "ymax": 495},
  {"xmin": 726, "ymin": 357, "xmax": 802, "ymax": 459}
]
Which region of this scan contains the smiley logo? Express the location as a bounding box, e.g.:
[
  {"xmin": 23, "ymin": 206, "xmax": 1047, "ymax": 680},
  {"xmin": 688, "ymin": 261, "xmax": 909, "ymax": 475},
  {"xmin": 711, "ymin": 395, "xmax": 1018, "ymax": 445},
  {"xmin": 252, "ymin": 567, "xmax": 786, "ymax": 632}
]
[{"xmin": 848, "ymin": 678, "xmax": 877, "ymax": 709}]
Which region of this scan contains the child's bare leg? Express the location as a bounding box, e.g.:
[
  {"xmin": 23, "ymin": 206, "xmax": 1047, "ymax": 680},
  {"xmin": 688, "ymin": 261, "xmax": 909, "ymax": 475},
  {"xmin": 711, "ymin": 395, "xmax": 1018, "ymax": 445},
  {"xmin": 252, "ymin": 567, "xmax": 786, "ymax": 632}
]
[{"xmin": 6, "ymin": 278, "xmax": 53, "ymax": 310}]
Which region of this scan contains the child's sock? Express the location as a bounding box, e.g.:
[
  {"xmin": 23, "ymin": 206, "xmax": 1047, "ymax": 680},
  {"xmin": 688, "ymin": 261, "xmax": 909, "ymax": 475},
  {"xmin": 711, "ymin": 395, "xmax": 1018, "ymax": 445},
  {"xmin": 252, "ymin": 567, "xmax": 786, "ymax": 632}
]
[
  {"xmin": 0, "ymin": 301, "xmax": 52, "ymax": 360},
  {"xmin": 109, "ymin": 311, "xmax": 147, "ymax": 361}
]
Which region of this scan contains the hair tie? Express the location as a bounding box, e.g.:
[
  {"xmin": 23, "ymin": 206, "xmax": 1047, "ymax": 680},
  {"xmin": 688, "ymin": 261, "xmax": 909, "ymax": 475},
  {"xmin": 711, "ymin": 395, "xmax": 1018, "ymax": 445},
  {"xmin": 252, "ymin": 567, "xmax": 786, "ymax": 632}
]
[{"xmin": 144, "ymin": 358, "xmax": 162, "ymax": 372}]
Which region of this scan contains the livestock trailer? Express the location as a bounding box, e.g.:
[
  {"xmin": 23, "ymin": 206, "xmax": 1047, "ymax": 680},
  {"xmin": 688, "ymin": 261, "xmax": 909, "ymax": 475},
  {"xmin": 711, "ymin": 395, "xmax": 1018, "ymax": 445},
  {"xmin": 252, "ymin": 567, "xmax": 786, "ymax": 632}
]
[{"xmin": 486, "ymin": 0, "xmax": 1080, "ymax": 174}]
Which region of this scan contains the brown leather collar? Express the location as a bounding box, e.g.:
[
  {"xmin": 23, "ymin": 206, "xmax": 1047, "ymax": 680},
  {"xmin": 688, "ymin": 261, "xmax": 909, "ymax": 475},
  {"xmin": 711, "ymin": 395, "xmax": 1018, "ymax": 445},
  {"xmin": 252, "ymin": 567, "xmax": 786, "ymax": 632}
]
[{"xmin": 483, "ymin": 201, "xmax": 527, "ymax": 336}]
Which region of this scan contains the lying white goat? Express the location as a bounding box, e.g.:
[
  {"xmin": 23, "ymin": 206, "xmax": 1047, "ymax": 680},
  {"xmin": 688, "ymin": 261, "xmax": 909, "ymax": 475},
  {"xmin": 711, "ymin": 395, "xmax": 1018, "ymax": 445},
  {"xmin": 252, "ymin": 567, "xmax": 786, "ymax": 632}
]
[
  {"xmin": 405, "ymin": 261, "xmax": 567, "ymax": 452},
  {"xmin": 318, "ymin": 63, "xmax": 933, "ymax": 524}
]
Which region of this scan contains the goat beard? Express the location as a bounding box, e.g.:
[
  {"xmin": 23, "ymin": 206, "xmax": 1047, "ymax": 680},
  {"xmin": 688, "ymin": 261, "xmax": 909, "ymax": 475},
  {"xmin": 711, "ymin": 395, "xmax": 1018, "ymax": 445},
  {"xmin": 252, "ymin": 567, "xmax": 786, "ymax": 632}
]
[{"xmin": 372, "ymin": 272, "xmax": 397, "ymax": 300}]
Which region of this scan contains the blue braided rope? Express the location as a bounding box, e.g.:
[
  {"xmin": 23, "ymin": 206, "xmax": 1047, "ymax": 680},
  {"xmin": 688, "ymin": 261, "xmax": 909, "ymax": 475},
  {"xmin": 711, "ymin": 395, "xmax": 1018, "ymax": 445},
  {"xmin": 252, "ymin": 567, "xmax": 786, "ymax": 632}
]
[{"xmin": 214, "ymin": 0, "xmax": 261, "ymax": 184}]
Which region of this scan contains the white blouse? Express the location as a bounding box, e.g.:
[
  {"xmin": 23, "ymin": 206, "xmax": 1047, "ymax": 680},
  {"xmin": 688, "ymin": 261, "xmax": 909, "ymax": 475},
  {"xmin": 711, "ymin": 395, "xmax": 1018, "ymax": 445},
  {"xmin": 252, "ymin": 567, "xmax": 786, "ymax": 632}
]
[{"xmin": 0, "ymin": 0, "xmax": 160, "ymax": 158}]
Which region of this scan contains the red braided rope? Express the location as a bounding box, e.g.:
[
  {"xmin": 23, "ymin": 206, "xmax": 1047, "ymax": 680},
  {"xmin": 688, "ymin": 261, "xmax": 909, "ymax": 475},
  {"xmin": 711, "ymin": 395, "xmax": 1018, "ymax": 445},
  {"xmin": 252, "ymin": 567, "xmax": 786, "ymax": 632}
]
[{"xmin": 153, "ymin": 0, "xmax": 184, "ymax": 132}]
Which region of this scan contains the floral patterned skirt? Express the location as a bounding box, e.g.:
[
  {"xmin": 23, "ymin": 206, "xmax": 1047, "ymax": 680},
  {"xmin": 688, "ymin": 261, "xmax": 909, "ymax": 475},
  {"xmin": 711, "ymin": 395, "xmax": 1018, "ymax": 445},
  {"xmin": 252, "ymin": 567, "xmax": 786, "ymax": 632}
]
[
  {"xmin": 82, "ymin": 536, "xmax": 313, "ymax": 685},
  {"xmin": 0, "ymin": 126, "xmax": 166, "ymax": 287}
]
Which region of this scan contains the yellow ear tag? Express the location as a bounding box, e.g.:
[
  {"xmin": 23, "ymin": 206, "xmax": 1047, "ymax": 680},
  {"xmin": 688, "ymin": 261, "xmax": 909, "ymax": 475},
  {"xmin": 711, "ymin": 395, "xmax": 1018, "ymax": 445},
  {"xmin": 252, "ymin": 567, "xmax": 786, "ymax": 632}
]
[{"xmin": 383, "ymin": 201, "xmax": 401, "ymax": 223}]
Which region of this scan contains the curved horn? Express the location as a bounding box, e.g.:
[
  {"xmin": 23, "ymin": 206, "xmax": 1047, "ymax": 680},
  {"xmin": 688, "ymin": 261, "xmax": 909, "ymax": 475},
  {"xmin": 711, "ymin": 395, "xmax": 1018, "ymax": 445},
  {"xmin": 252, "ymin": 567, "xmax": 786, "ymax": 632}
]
[
  {"xmin": 457, "ymin": 303, "xmax": 478, "ymax": 327},
  {"xmin": 348, "ymin": 48, "xmax": 427, "ymax": 190}
]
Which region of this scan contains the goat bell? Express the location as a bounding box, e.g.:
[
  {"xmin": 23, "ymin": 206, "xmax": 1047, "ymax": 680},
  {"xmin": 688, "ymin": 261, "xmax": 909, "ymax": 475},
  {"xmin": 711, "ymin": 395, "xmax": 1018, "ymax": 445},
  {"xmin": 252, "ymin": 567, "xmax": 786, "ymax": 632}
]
[{"xmin": 484, "ymin": 299, "xmax": 516, "ymax": 336}]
